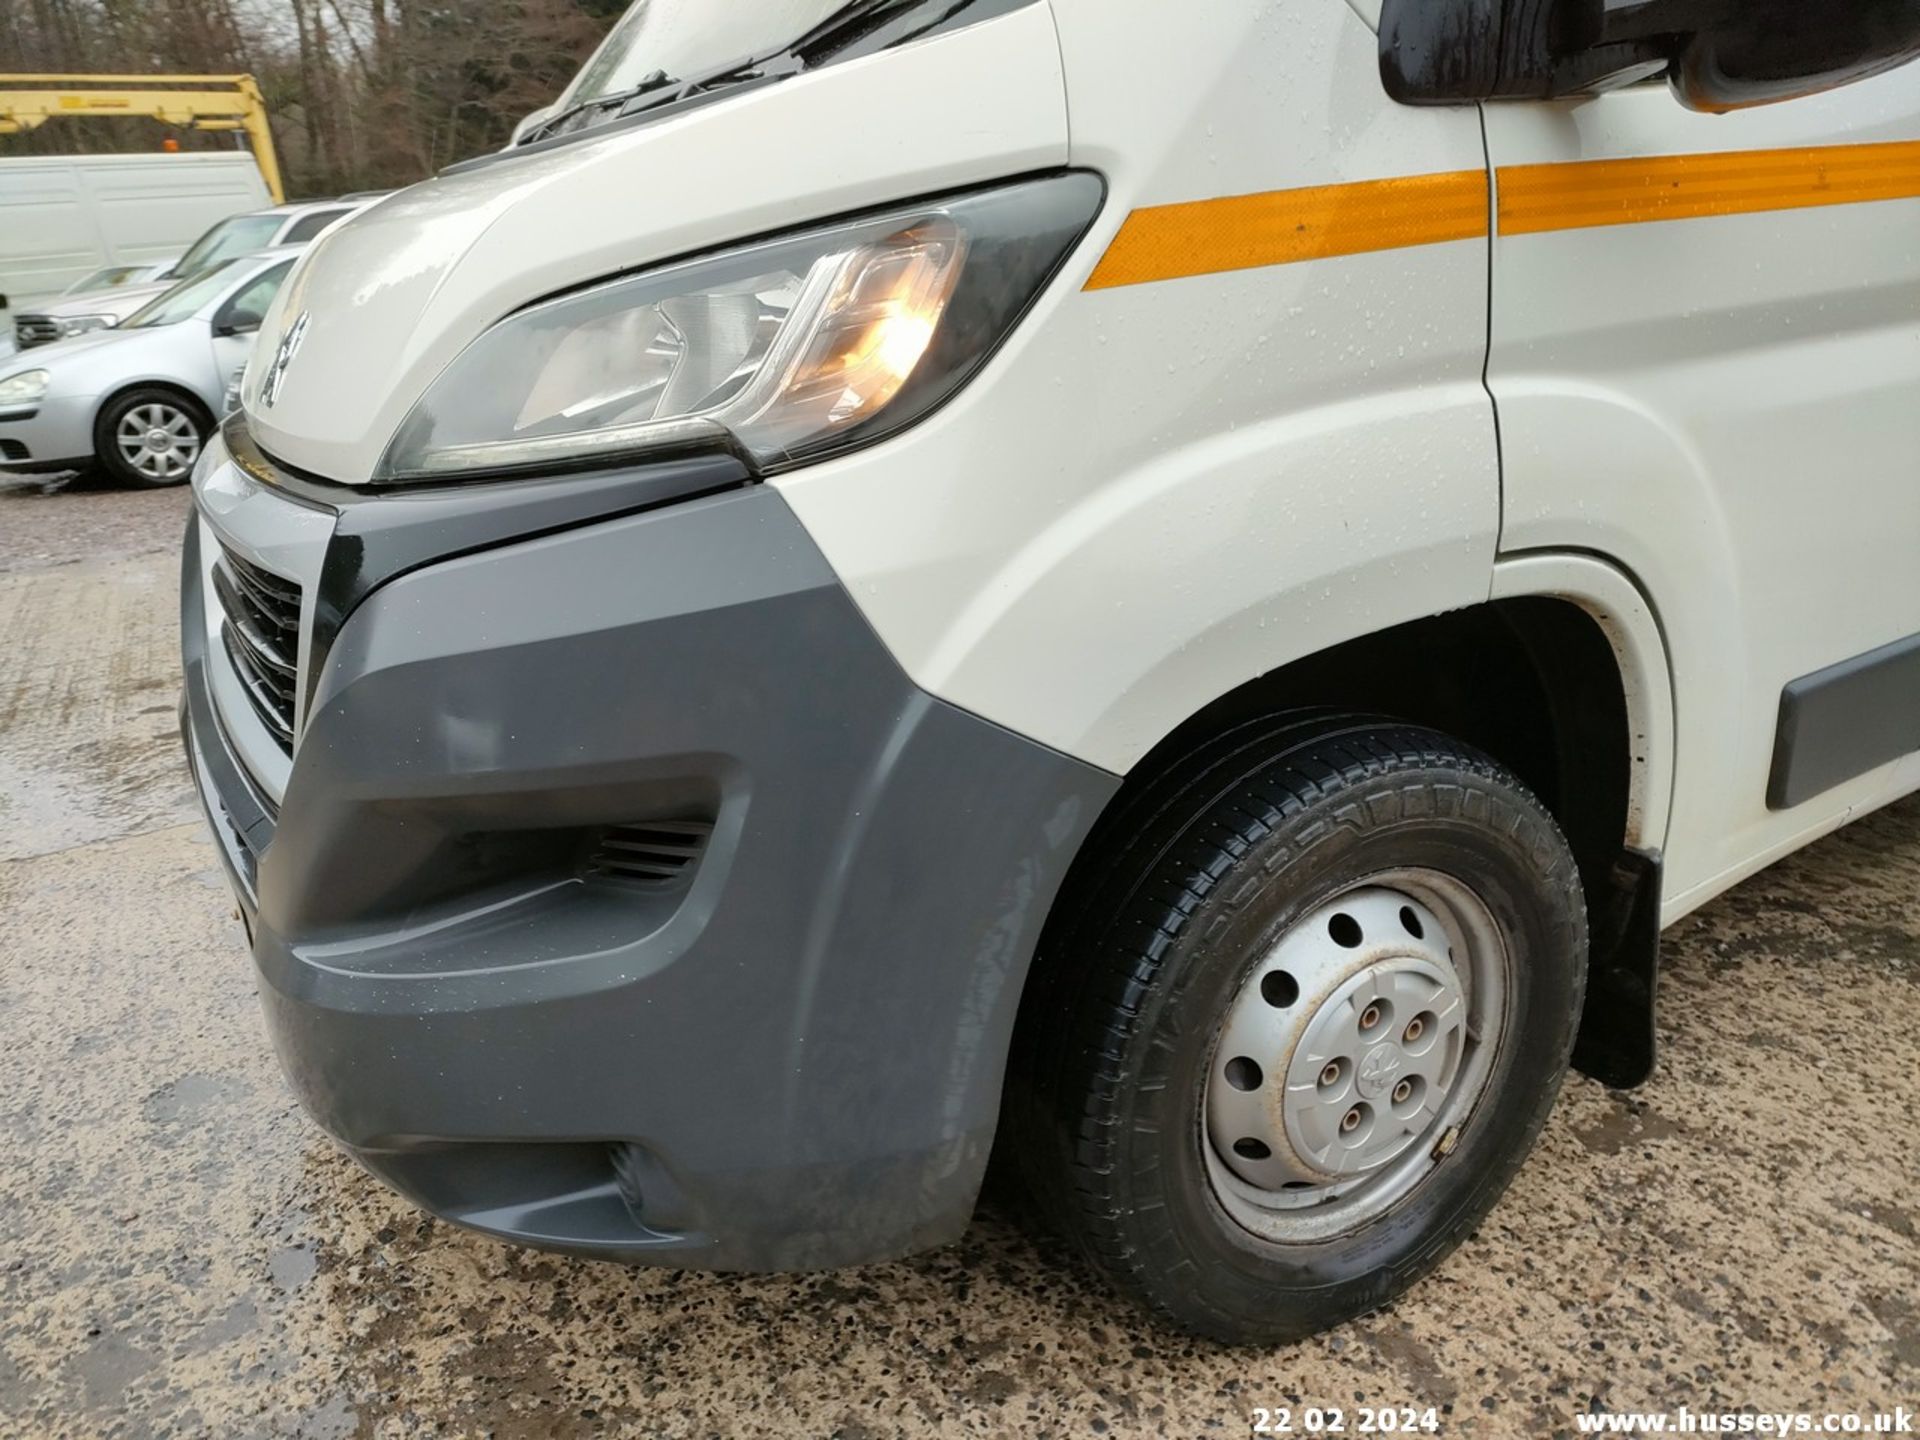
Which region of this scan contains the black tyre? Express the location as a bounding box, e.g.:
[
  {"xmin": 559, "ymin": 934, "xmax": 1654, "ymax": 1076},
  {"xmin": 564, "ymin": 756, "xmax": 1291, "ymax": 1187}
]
[
  {"xmin": 92, "ymin": 386, "xmax": 210, "ymax": 488},
  {"xmin": 1008, "ymin": 713, "xmax": 1586, "ymax": 1344}
]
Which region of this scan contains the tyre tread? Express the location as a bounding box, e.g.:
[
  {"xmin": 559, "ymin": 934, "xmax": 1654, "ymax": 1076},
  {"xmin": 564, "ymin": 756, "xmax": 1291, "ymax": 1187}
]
[{"xmin": 1008, "ymin": 714, "xmax": 1587, "ymax": 1342}]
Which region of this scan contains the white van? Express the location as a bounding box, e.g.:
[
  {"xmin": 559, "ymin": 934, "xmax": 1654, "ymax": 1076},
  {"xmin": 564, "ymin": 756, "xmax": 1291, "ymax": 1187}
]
[
  {"xmin": 169, "ymin": 0, "xmax": 1920, "ymax": 1343},
  {"xmin": 0, "ymin": 152, "xmax": 269, "ymax": 310}
]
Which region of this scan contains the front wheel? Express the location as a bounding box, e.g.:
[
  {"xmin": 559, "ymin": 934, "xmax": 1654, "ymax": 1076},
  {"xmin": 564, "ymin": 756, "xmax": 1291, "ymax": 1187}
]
[
  {"xmin": 93, "ymin": 387, "xmax": 210, "ymax": 488},
  {"xmin": 1011, "ymin": 716, "xmax": 1587, "ymax": 1344}
]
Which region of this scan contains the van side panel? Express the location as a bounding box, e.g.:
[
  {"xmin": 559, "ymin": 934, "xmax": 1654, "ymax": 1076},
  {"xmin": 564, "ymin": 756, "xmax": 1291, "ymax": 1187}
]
[
  {"xmin": 773, "ymin": 0, "xmax": 1501, "ymax": 775},
  {"xmin": 1483, "ymin": 72, "xmax": 1920, "ymax": 920},
  {"xmin": 0, "ymin": 153, "xmax": 270, "ymax": 307}
]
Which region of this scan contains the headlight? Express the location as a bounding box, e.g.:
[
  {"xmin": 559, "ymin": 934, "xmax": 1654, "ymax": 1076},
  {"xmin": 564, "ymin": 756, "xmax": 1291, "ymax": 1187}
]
[
  {"xmin": 0, "ymin": 369, "xmax": 50, "ymax": 406},
  {"xmin": 57, "ymin": 315, "xmax": 116, "ymax": 338},
  {"xmin": 378, "ymin": 172, "xmax": 1103, "ymax": 482}
]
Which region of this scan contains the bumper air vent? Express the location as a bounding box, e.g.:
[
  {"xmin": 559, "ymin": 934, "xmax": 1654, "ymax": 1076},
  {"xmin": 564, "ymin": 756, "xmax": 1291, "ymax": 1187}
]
[
  {"xmin": 587, "ymin": 821, "xmax": 713, "ymax": 885},
  {"xmin": 211, "ymin": 544, "xmax": 302, "ymax": 752}
]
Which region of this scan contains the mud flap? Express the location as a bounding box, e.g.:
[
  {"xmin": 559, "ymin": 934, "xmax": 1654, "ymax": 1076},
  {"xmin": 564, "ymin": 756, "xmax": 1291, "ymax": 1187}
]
[{"xmin": 1571, "ymin": 847, "xmax": 1662, "ymax": 1090}]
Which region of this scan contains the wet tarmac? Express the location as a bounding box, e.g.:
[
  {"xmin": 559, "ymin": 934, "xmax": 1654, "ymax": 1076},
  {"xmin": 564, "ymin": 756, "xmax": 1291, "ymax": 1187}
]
[{"xmin": 1, "ymin": 477, "xmax": 1915, "ymax": 1438}]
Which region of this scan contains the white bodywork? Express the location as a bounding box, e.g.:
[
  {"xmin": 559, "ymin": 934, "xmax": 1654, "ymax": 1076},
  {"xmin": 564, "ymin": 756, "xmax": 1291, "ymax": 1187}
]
[
  {"xmin": 0, "ymin": 153, "xmax": 270, "ymax": 308},
  {"xmin": 237, "ymin": 0, "xmax": 1920, "ymax": 930},
  {"xmin": 778, "ymin": 0, "xmax": 1498, "ymax": 778},
  {"xmin": 1483, "ymin": 72, "xmax": 1920, "ymax": 915}
]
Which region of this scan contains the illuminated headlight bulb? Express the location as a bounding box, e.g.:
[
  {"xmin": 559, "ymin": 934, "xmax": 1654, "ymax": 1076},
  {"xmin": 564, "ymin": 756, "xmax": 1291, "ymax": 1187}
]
[{"xmin": 769, "ymin": 224, "xmax": 964, "ymax": 433}]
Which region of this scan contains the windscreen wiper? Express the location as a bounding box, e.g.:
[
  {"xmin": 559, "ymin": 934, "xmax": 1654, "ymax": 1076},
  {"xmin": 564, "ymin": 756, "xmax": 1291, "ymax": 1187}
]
[
  {"xmin": 522, "ymin": 71, "xmax": 682, "ymax": 144},
  {"xmin": 523, "ymin": 0, "xmax": 977, "ymax": 146},
  {"xmin": 614, "ymin": 56, "xmax": 789, "ymax": 120},
  {"xmin": 787, "ymin": 0, "xmax": 945, "ymax": 60},
  {"xmin": 609, "ymin": 0, "xmax": 969, "ymax": 121},
  {"xmin": 605, "ymin": 1, "xmax": 945, "ymax": 124}
]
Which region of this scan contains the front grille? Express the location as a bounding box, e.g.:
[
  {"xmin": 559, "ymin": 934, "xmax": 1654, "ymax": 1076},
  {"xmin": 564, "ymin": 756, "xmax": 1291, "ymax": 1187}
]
[
  {"xmin": 14, "ymin": 316, "xmax": 59, "ymax": 349},
  {"xmin": 211, "ymin": 545, "xmax": 302, "ymax": 751},
  {"xmin": 587, "ymin": 821, "xmax": 713, "ymax": 885}
]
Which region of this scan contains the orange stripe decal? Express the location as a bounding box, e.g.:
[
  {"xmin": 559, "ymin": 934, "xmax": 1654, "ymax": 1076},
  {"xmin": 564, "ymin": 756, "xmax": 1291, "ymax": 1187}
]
[
  {"xmin": 1497, "ymin": 139, "xmax": 1920, "ymax": 235},
  {"xmin": 1085, "ymin": 140, "xmax": 1920, "ymax": 290},
  {"xmin": 1083, "ymin": 169, "xmax": 1490, "ymax": 290}
]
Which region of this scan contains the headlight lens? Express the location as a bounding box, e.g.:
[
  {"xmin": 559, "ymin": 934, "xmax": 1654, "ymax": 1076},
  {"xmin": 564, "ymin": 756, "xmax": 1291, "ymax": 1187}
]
[
  {"xmin": 58, "ymin": 315, "xmax": 116, "ymax": 338},
  {"xmin": 378, "ymin": 172, "xmax": 1103, "ymax": 482},
  {"xmin": 0, "ymin": 369, "xmax": 50, "ymax": 406}
]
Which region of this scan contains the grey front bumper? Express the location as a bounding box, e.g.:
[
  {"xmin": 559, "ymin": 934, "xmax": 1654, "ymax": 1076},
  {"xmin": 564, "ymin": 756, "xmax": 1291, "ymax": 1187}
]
[
  {"xmin": 0, "ymin": 394, "xmax": 96, "ymax": 471},
  {"xmin": 182, "ymin": 478, "xmax": 1116, "ymax": 1270}
]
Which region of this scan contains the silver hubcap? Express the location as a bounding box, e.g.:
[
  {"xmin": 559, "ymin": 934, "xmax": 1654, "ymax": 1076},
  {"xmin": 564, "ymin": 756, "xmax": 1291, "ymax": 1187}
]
[
  {"xmin": 115, "ymin": 403, "xmax": 201, "ymax": 480},
  {"xmin": 1203, "ymin": 873, "xmax": 1509, "ymax": 1243}
]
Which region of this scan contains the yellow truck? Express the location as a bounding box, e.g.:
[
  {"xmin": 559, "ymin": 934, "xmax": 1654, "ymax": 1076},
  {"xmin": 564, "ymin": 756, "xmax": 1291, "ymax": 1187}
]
[{"xmin": 0, "ymin": 75, "xmax": 281, "ymax": 313}]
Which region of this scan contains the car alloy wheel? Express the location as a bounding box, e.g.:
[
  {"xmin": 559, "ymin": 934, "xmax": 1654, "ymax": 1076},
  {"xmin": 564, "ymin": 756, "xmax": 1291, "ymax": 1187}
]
[{"xmin": 115, "ymin": 401, "xmax": 202, "ymax": 482}]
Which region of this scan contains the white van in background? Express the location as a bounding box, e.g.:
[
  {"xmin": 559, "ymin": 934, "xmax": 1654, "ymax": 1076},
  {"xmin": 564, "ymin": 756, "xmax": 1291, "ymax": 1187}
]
[{"xmin": 0, "ymin": 151, "xmax": 269, "ymax": 316}]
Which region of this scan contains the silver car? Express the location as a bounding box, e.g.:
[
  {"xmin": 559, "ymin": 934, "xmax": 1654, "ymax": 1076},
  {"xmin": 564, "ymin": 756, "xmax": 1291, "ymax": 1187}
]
[
  {"xmin": 60, "ymin": 255, "xmax": 184, "ymax": 296},
  {"xmin": 0, "ymin": 248, "xmax": 299, "ymax": 487},
  {"xmin": 13, "ymin": 281, "xmax": 176, "ymax": 351}
]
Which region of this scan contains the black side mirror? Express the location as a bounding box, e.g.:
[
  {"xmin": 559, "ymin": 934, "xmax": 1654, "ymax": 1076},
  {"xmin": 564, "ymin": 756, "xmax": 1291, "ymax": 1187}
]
[
  {"xmin": 1668, "ymin": 0, "xmax": 1920, "ymax": 108},
  {"xmin": 215, "ymin": 319, "xmax": 260, "ymax": 339},
  {"xmin": 1381, "ymin": 0, "xmax": 1920, "ymax": 111}
]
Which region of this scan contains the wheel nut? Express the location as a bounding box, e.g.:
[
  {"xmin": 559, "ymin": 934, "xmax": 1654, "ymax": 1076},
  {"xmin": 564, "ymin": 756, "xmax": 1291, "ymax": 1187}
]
[
  {"xmin": 1391, "ymin": 1078, "xmax": 1413, "ymax": 1104},
  {"xmin": 1403, "ymin": 1017, "xmax": 1425, "ymax": 1044},
  {"xmin": 1360, "ymin": 1004, "xmax": 1382, "ymax": 1031},
  {"xmin": 1319, "ymin": 1062, "xmax": 1342, "ymax": 1088},
  {"xmin": 1340, "ymin": 1106, "xmax": 1363, "ymax": 1133}
]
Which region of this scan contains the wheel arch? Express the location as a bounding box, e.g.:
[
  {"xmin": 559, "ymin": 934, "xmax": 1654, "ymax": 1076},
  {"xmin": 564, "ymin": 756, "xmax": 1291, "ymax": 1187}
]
[
  {"xmin": 94, "ymin": 378, "xmax": 217, "ymax": 431},
  {"xmin": 1019, "ymin": 555, "xmax": 1674, "ymax": 1091}
]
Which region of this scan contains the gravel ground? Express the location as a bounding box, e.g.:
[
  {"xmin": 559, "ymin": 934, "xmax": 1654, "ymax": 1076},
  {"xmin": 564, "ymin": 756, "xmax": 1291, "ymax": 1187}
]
[{"xmin": 0, "ymin": 476, "xmax": 1915, "ymax": 1439}]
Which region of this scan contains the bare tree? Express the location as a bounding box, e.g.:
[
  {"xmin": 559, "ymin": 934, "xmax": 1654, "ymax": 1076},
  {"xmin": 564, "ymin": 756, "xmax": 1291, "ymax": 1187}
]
[{"xmin": 0, "ymin": 0, "xmax": 622, "ymax": 195}]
